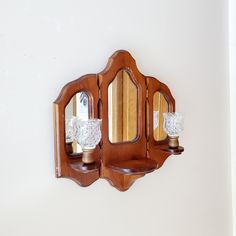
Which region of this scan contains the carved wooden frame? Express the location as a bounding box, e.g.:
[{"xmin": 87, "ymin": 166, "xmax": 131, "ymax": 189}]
[{"xmin": 53, "ymin": 50, "xmax": 184, "ymax": 191}]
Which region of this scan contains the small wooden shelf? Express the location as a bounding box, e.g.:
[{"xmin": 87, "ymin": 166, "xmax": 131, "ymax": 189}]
[
  {"xmin": 157, "ymin": 145, "xmax": 184, "ymax": 155},
  {"xmin": 70, "ymin": 160, "xmax": 100, "ymax": 174},
  {"xmin": 107, "ymin": 159, "xmax": 158, "ymax": 175}
]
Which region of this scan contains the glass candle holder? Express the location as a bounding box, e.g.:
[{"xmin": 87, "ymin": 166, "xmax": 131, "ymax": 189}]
[
  {"xmin": 65, "ymin": 116, "xmax": 76, "ymax": 143},
  {"xmin": 163, "ymin": 112, "xmax": 184, "ymax": 148},
  {"xmin": 65, "ymin": 117, "xmax": 77, "ymax": 154},
  {"xmin": 76, "ymin": 119, "xmax": 102, "ymax": 164}
]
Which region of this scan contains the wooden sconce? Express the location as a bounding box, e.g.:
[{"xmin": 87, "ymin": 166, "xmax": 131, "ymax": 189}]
[{"xmin": 53, "ymin": 50, "xmax": 184, "ymax": 191}]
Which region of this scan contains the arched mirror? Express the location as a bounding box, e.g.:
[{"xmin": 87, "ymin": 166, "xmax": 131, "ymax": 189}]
[
  {"xmin": 153, "ymin": 91, "xmax": 168, "ymax": 141},
  {"xmin": 65, "ymin": 91, "xmax": 89, "ymax": 154},
  {"xmin": 108, "ymin": 69, "xmax": 138, "ymax": 143}
]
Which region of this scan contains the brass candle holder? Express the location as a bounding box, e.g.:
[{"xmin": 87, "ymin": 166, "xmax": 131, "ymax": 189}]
[
  {"xmin": 82, "ymin": 148, "xmax": 96, "ymax": 164},
  {"xmin": 168, "ymin": 136, "xmax": 179, "ymax": 149}
]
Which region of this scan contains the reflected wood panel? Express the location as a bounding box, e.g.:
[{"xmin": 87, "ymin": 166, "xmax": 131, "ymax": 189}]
[
  {"xmin": 153, "ymin": 92, "xmax": 168, "ymax": 141},
  {"xmin": 109, "ymin": 69, "xmax": 137, "ymax": 143}
]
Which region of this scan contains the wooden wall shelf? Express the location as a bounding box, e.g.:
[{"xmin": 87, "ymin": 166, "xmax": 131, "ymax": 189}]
[
  {"xmin": 70, "ymin": 161, "xmax": 100, "ymax": 173},
  {"xmin": 157, "ymin": 145, "xmax": 184, "ymax": 155},
  {"xmin": 107, "ymin": 159, "xmax": 157, "ymax": 175},
  {"xmin": 53, "ymin": 50, "xmax": 184, "ymax": 191}
]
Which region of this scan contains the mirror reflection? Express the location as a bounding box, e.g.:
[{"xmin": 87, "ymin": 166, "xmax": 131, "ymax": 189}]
[
  {"xmin": 153, "ymin": 92, "xmax": 168, "ymax": 141},
  {"xmin": 65, "ymin": 92, "xmax": 89, "ymax": 154},
  {"xmin": 108, "ymin": 69, "xmax": 138, "ymax": 143}
]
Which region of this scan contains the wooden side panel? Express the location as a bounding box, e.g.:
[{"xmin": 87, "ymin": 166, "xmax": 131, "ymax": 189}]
[
  {"xmin": 147, "ymin": 77, "xmax": 176, "ymax": 168},
  {"xmin": 54, "ymin": 74, "xmax": 100, "ymax": 186}
]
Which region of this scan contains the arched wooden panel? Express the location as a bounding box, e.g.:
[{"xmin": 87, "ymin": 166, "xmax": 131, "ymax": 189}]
[
  {"xmin": 98, "ymin": 50, "xmax": 151, "ymax": 191},
  {"xmin": 146, "ymin": 77, "xmax": 179, "ymax": 168}
]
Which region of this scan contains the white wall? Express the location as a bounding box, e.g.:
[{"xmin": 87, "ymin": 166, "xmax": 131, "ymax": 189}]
[
  {"xmin": 0, "ymin": 1, "xmax": 232, "ymax": 236},
  {"xmin": 230, "ymin": 0, "xmax": 236, "ymax": 234}
]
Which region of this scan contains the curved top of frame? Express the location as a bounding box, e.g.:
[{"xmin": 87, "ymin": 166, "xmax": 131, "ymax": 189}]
[
  {"xmin": 99, "ymin": 50, "xmax": 175, "ymax": 105},
  {"xmin": 98, "ymin": 50, "xmax": 144, "ymax": 85},
  {"xmin": 54, "ymin": 74, "xmax": 97, "ymax": 106},
  {"xmin": 146, "ymin": 76, "xmax": 175, "ymax": 111},
  {"xmin": 100, "ymin": 50, "xmax": 135, "ymax": 71}
]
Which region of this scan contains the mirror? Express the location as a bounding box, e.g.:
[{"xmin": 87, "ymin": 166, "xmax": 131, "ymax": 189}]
[
  {"xmin": 108, "ymin": 69, "xmax": 138, "ymax": 143},
  {"xmin": 65, "ymin": 91, "xmax": 89, "ymax": 154},
  {"xmin": 153, "ymin": 92, "xmax": 168, "ymax": 141}
]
